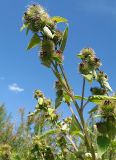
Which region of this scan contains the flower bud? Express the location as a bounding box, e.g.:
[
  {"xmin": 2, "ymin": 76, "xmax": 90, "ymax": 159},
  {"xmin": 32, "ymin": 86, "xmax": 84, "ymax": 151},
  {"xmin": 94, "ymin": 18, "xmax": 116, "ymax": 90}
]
[
  {"xmin": 101, "ymin": 100, "xmax": 115, "ymax": 116},
  {"xmin": 40, "ymin": 39, "xmax": 55, "ymax": 67},
  {"xmin": 89, "ymin": 57, "xmax": 101, "ymax": 69},
  {"xmin": 90, "ymin": 87, "xmax": 107, "ymax": 95},
  {"xmin": 34, "ymin": 90, "xmax": 44, "ymax": 99},
  {"xmin": 79, "ymin": 48, "xmax": 95, "ymax": 59},
  {"xmin": 79, "ymin": 61, "xmax": 90, "ymax": 75}
]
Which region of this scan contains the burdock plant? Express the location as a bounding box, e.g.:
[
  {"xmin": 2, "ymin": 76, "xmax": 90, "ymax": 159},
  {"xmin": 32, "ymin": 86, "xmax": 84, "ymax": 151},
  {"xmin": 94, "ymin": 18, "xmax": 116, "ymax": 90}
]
[{"xmin": 21, "ymin": 3, "xmax": 116, "ymax": 160}]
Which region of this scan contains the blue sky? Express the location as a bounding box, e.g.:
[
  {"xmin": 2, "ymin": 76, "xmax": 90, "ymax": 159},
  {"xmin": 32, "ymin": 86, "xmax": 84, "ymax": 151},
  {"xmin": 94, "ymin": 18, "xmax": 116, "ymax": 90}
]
[{"xmin": 0, "ymin": 0, "xmax": 116, "ymax": 121}]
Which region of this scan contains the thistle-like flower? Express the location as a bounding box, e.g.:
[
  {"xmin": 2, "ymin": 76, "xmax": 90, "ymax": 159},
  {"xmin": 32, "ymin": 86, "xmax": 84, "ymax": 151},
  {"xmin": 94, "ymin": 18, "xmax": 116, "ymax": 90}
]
[{"xmin": 23, "ymin": 4, "xmax": 55, "ymax": 32}]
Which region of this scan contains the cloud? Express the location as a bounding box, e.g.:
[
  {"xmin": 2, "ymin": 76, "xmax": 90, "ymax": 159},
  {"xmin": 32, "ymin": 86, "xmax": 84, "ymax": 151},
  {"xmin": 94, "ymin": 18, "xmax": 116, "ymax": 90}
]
[{"xmin": 8, "ymin": 83, "xmax": 24, "ymax": 93}]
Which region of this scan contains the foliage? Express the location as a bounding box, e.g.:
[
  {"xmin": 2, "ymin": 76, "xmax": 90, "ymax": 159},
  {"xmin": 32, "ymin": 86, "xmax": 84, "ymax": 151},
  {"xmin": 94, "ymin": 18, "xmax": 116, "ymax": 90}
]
[{"xmin": 0, "ymin": 3, "xmax": 116, "ymax": 160}]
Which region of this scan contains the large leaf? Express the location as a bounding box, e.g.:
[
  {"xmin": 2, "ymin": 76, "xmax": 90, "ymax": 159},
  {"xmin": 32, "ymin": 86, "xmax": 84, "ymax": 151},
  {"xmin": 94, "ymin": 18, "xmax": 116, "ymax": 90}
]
[
  {"xmin": 88, "ymin": 95, "xmax": 116, "ymax": 104},
  {"xmin": 27, "ymin": 33, "xmax": 41, "ymax": 50},
  {"xmin": 97, "ymin": 136, "xmax": 110, "ymax": 156},
  {"xmin": 51, "ymin": 16, "xmax": 68, "ymax": 23},
  {"xmin": 60, "ymin": 26, "xmax": 68, "ymax": 53}
]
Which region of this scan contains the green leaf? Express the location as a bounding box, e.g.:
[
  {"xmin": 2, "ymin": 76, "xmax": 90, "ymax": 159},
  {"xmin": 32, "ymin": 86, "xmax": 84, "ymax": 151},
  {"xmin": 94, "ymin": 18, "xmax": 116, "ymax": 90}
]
[
  {"xmin": 88, "ymin": 95, "xmax": 116, "ymax": 105},
  {"xmin": 20, "ymin": 24, "xmax": 27, "ymax": 32},
  {"xmin": 97, "ymin": 136, "xmax": 110, "ymax": 156},
  {"xmin": 26, "ymin": 27, "xmax": 29, "ymax": 36},
  {"xmin": 27, "ymin": 34, "xmax": 41, "ymax": 50},
  {"xmin": 93, "ymin": 114, "xmax": 103, "ymax": 119},
  {"xmin": 77, "ymin": 53, "xmax": 84, "ymax": 59},
  {"xmin": 36, "ymin": 129, "xmax": 58, "ymax": 140},
  {"xmin": 89, "ymin": 105, "xmax": 98, "ymax": 114},
  {"xmin": 74, "ymin": 95, "xmax": 88, "ymax": 101},
  {"xmin": 55, "ymin": 96, "xmax": 63, "ymax": 109},
  {"xmin": 60, "ymin": 26, "xmax": 68, "ymax": 53},
  {"xmin": 82, "ymin": 74, "xmax": 93, "ymax": 83},
  {"xmin": 53, "ymin": 54, "xmax": 62, "ymax": 64},
  {"xmin": 38, "ymin": 97, "xmax": 43, "ymax": 105},
  {"xmin": 70, "ymin": 115, "xmax": 82, "ymax": 137},
  {"xmin": 51, "ymin": 16, "xmax": 68, "ymax": 23},
  {"xmin": 63, "ymin": 92, "xmax": 72, "ymax": 103}
]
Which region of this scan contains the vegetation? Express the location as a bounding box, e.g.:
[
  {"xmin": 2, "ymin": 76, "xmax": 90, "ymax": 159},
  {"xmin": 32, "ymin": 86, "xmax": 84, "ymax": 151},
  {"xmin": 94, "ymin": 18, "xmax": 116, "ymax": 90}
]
[{"xmin": 0, "ymin": 3, "xmax": 116, "ymax": 160}]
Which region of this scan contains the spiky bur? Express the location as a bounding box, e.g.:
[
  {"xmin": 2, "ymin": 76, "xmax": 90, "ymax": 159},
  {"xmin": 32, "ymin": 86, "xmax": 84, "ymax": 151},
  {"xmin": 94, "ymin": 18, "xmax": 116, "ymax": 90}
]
[
  {"xmin": 90, "ymin": 87, "xmax": 107, "ymax": 95},
  {"xmin": 39, "ymin": 39, "xmax": 55, "ymax": 67},
  {"xmin": 23, "ymin": 4, "xmax": 55, "ymax": 33},
  {"xmin": 55, "ymin": 81, "xmax": 64, "ymax": 108},
  {"xmin": 78, "ymin": 48, "xmax": 102, "ymax": 75},
  {"xmin": 78, "ymin": 48, "xmax": 112, "ymax": 95},
  {"xmin": 28, "ymin": 90, "xmax": 58, "ymax": 124},
  {"xmin": 100, "ymin": 100, "xmax": 116, "ymax": 117},
  {"xmin": 96, "ymin": 100, "xmax": 116, "ymax": 139}
]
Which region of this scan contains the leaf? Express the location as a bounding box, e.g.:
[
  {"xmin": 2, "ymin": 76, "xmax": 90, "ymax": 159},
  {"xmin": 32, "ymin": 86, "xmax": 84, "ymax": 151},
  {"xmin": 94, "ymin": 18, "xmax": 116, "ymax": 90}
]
[
  {"xmin": 60, "ymin": 26, "xmax": 68, "ymax": 53},
  {"xmin": 27, "ymin": 34, "xmax": 41, "ymax": 50},
  {"xmin": 74, "ymin": 95, "xmax": 88, "ymax": 101},
  {"xmin": 88, "ymin": 95, "xmax": 116, "ymax": 105},
  {"xmin": 53, "ymin": 54, "xmax": 62, "ymax": 64},
  {"xmin": 35, "ymin": 129, "xmax": 58, "ymax": 140},
  {"xmin": 20, "ymin": 24, "xmax": 27, "ymax": 32},
  {"xmin": 89, "ymin": 105, "xmax": 98, "ymax": 114},
  {"xmin": 38, "ymin": 97, "xmax": 43, "ymax": 105},
  {"xmin": 63, "ymin": 92, "xmax": 72, "ymax": 103},
  {"xmin": 93, "ymin": 114, "xmax": 103, "ymax": 119},
  {"xmin": 55, "ymin": 96, "xmax": 63, "ymax": 109},
  {"xmin": 70, "ymin": 115, "xmax": 82, "ymax": 137},
  {"xmin": 82, "ymin": 74, "xmax": 93, "ymax": 83},
  {"xmin": 77, "ymin": 53, "xmax": 84, "ymax": 59},
  {"xmin": 97, "ymin": 136, "xmax": 110, "ymax": 156},
  {"xmin": 103, "ymin": 81, "xmax": 112, "ymax": 92},
  {"xmin": 26, "ymin": 27, "xmax": 29, "ymax": 36},
  {"xmin": 51, "ymin": 16, "xmax": 68, "ymax": 23},
  {"xmin": 43, "ymin": 26, "xmax": 54, "ymax": 39}
]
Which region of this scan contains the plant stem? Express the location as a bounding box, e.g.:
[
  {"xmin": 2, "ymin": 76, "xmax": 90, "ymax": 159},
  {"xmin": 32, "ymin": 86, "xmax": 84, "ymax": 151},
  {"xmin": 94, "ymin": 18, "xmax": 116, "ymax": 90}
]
[
  {"xmin": 67, "ymin": 102, "xmax": 83, "ymax": 131},
  {"xmin": 66, "ymin": 135, "xmax": 78, "ymax": 152},
  {"xmin": 82, "ymin": 100, "xmax": 89, "ymax": 110},
  {"xmin": 81, "ymin": 78, "xmax": 85, "ymax": 110},
  {"xmin": 51, "ymin": 63, "xmax": 96, "ymax": 159},
  {"xmin": 59, "ymin": 64, "xmax": 71, "ymax": 91}
]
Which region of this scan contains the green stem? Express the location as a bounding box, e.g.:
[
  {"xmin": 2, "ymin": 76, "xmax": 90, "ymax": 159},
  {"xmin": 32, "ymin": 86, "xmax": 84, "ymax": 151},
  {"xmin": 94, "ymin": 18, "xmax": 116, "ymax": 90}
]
[
  {"xmin": 59, "ymin": 64, "xmax": 71, "ymax": 91},
  {"xmin": 51, "ymin": 63, "xmax": 96, "ymax": 159},
  {"xmin": 67, "ymin": 102, "xmax": 83, "ymax": 131},
  {"xmin": 81, "ymin": 78, "xmax": 85, "ymax": 110},
  {"xmin": 66, "ymin": 135, "xmax": 78, "ymax": 152}
]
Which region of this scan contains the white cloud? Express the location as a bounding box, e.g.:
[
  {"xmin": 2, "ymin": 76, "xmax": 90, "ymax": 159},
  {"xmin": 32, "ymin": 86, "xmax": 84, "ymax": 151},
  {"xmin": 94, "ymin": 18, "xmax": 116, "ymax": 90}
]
[{"xmin": 8, "ymin": 83, "xmax": 24, "ymax": 93}]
